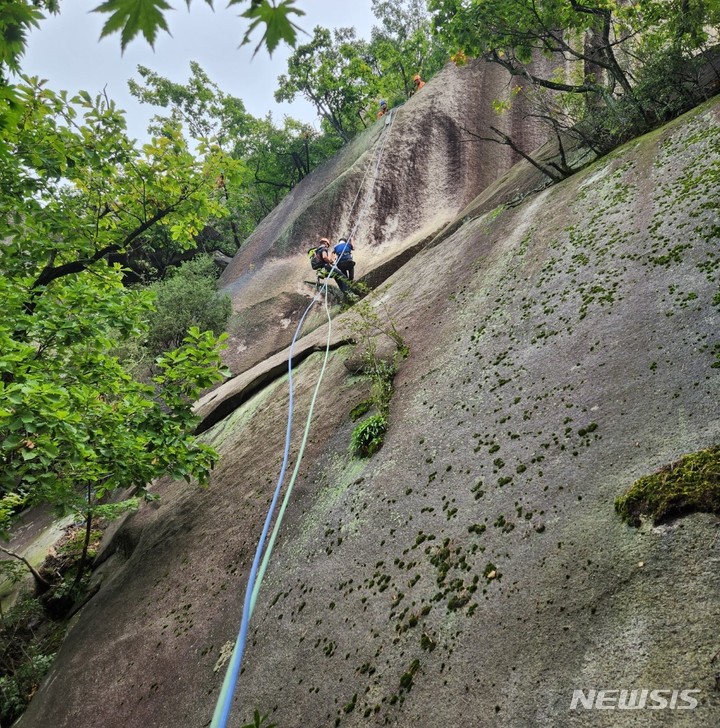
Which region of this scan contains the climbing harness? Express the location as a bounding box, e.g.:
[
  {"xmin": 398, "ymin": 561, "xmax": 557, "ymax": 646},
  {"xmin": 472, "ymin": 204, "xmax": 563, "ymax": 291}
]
[{"xmin": 210, "ymin": 105, "xmax": 397, "ymax": 728}]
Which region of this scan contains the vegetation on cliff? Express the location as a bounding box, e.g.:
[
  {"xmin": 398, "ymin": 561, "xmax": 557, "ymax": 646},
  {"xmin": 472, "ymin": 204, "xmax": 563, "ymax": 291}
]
[
  {"xmin": 431, "ymin": 0, "xmax": 720, "ymax": 176},
  {"xmin": 616, "ymin": 446, "xmax": 720, "ymax": 526}
]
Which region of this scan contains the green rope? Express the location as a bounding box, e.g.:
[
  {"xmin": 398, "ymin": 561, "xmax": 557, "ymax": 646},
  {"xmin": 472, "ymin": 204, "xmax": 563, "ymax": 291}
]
[{"xmin": 249, "ymin": 287, "xmax": 333, "ymax": 618}]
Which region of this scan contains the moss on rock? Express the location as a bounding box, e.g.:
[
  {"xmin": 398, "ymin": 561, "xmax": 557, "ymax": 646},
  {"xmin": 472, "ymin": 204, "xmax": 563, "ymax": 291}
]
[{"xmin": 615, "ymin": 445, "xmax": 720, "ymax": 526}]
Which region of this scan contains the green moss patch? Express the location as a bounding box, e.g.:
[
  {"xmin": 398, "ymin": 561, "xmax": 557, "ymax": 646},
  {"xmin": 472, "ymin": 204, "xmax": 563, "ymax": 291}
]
[
  {"xmin": 615, "ymin": 445, "xmax": 720, "ymax": 526},
  {"xmin": 349, "ymin": 399, "xmax": 373, "ymax": 422}
]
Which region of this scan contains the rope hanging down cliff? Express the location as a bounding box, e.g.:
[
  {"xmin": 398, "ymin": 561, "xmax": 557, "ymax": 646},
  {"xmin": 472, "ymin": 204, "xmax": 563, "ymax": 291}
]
[
  {"xmin": 210, "ymin": 110, "xmax": 397, "ymax": 728},
  {"xmin": 248, "ymin": 113, "xmax": 398, "ymax": 617},
  {"xmin": 346, "ymin": 108, "xmax": 396, "ymax": 242}
]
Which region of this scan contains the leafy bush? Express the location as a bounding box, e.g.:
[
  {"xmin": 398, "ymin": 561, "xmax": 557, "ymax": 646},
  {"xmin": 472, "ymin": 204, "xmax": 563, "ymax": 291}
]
[
  {"xmin": 346, "ymin": 299, "xmax": 408, "ymax": 456},
  {"xmin": 0, "ymin": 594, "xmax": 60, "ymax": 726},
  {"xmin": 0, "ymin": 674, "xmax": 24, "ymax": 724},
  {"xmin": 367, "ymin": 359, "xmax": 396, "ymax": 414},
  {"xmin": 351, "ymin": 414, "xmax": 388, "ymax": 458},
  {"xmin": 0, "ymin": 652, "xmax": 55, "ymax": 724},
  {"xmin": 578, "ymin": 47, "xmax": 711, "ymax": 156},
  {"xmin": 144, "ymin": 255, "xmax": 232, "ymax": 356}
]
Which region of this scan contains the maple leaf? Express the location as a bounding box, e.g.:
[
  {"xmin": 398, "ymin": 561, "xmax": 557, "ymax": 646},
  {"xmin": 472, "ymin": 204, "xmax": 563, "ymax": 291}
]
[
  {"xmin": 93, "ymin": 0, "xmax": 173, "ymax": 52},
  {"xmin": 232, "ymin": 0, "xmax": 305, "ymax": 57}
]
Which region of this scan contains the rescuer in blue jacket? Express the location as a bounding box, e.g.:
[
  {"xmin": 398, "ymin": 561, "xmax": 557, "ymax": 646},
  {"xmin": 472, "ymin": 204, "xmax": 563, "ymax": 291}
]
[{"xmin": 333, "ymin": 237, "xmax": 355, "ymax": 281}]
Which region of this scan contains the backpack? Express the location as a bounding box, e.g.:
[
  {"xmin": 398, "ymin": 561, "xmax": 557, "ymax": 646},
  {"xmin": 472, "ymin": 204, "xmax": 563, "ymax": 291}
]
[{"xmin": 308, "ymin": 246, "xmax": 324, "ymax": 270}]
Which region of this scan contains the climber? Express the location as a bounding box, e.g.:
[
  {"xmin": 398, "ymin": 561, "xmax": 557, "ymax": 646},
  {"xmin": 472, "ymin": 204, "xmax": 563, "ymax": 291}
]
[
  {"xmin": 410, "ymin": 74, "xmax": 425, "ymax": 95},
  {"xmin": 309, "ymin": 238, "xmax": 350, "ymax": 294},
  {"xmin": 377, "ymin": 99, "xmax": 389, "ymax": 118},
  {"xmin": 333, "ymin": 237, "xmax": 355, "ymax": 281}
]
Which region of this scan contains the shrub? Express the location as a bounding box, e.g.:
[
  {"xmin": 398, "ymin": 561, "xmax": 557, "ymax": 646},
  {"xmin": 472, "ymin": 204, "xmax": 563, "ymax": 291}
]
[
  {"xmin": 144, "ymin": 255, "xmax": 232, "ymax": 356},
  {"xmin": 346, "ymin": 299, "xmax": 408, "ymax": 455},
  {"xmin": 0, "ymin": 594, "xmax": 60, "ymax": 726},
  {"xmin": 0, "ymin": 652, "xmax": 55, "ymax": 724}
]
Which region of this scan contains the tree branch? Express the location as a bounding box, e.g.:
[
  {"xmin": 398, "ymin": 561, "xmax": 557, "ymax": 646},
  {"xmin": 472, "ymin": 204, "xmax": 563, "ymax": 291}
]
[
  {"xmin": 460, "ymin": 122, "xmax": 565, "ymax": 183},
  {"xmin": 0, "ymin": 545, "xmax": 52, "ymax": 592},
  {"xmin": 486, "ymin": 51, "xmax": 601, "ymax": 94},
  {"xmin": 29, "ymin": 206, "xmax": 175, "ymax": 292}
]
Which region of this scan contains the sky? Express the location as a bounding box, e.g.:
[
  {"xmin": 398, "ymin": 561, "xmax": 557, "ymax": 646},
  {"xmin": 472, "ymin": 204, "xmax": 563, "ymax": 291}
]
[{"xmin": 21, "ymin": 0, "xmax": 377, "ymax": 142}]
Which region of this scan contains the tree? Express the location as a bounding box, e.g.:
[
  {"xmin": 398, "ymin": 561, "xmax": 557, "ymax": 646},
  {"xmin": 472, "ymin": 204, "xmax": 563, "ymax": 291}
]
[
  {"xmin": 0, "ymin": 79, "xmax": 230, "ymax": 599},
  {"xmin": 369, "ymin": 0, "xmax": 448, "ymax": 100},
  {"xmin": 275, "ymin": 26, "xmax": 376, "ymax": 142},
  {"xmin": 129, "ymin": 62, "xmax": 255, "ymax": 149},
  {"xmin": 0, "ymin": 1, "xmax": 310, "ymax": 154},
  {"xmin": 129, "ymin": 62, "xmax": 343, "ymax": 246},
  {"xmin": 144, "ymin": 255, "xmax": 232, "ymax": 356},
  {"xmin": 431, "ymin": 0, "xmax": 720, "ymax": 104},
  {"xmin": 429, "ymin": 0, "xmax": 720, "ymax": 171},
  {"xmin": 430, "ymin": 0, "xmax": 638, "ymax": 100}
]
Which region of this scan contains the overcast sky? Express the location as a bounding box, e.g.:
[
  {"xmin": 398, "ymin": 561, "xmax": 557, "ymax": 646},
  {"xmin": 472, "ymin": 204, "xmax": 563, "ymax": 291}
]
[{"xmin": 21, "ymin": 0, "xmax": 376, "ymax": 141}]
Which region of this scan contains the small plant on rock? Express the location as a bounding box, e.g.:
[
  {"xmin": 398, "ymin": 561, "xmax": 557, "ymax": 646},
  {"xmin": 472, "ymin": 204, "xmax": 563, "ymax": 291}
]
[
  {"xmin": 241, "ymin": 709, "xmax": 277, "ymax": 728},
  {"xmin": 347, "ymin": 298, "xmax": 408, "ymax": 457},
  {"xmin": 351, "ymin": 414, "xmax": 388, "ymax": 458}
]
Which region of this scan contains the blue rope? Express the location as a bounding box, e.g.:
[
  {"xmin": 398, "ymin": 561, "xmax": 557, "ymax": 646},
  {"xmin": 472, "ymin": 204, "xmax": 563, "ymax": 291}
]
[
  {"xmin": 210, "ymin": 286, "xmax": 329, "ymax": 728},
  {"xmin": 211, "ymin": 108, "xmax": 397, "ymax": 726}
]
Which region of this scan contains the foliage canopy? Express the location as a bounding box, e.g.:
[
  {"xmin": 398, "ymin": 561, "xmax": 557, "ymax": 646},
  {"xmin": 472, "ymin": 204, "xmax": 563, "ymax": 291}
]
[
  {"xmin": 430, "ymin": 0, "xmax": 720, "ymax": 173},
  {"xmin": 0, "ymin": 80, "xmax": 229, "ymax": 573}
]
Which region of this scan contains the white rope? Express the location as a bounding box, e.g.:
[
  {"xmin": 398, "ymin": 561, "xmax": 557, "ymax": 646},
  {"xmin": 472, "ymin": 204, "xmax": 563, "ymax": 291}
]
[{"xmin": 346, "ymin": 108, "xmax": 397, "ymax": 242}]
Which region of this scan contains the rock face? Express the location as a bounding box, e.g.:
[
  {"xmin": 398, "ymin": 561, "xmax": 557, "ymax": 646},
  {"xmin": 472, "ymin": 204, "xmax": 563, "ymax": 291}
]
[
  {"xmin": 18, "ymin": 76, "xmax": 720, "ymax": 728},
  {"xmin": 217, "ymin": 59, "xmax": 549, "ymax": 375}
]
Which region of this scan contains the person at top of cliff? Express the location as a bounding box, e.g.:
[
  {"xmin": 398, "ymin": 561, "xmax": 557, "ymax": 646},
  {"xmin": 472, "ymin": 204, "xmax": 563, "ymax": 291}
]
[
  {"xmin": 410, "ymin": 74, "xmax": 425, "ymax": 95},
  {"xmin": 333, "ymin": 237, "xmax": 355, "ymax": 281},
  {"xmin": 377, "ymin": 99, "xmax": 388, "ymax": 118}
]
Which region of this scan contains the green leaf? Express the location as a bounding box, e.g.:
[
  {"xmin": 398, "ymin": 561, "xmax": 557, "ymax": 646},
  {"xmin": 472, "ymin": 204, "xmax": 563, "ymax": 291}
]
[
  {"xmin": 93, "ymin": 0, "xmax": 172, "ymax": 51},
  {"xmin": 5, "ymin": 391, "xmax": 23, "ymax": 405},
  {"xmin": 2, "ymin": 433, "xmax": 23, "ymax": 450},
  {"xmin": 236, "ymin": 0, "xmax": 305, "ymax": 56}
]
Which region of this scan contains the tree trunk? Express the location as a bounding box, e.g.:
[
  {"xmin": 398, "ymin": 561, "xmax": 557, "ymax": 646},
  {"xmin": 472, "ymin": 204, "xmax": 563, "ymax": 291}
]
[
  {"xmin": 217, "ymin": 174, "xmax": 241, "ymax": 250},
  {"xmin": 69, "ymin": 509, "xmax": 94, "ymax": 594},
  {"xmin": 69, "ymin": 485, "xmax": 94, "ymax": 594},
  {"xmin": 0, "ymin": 545, "xmax": 52, "ymax": 593}
]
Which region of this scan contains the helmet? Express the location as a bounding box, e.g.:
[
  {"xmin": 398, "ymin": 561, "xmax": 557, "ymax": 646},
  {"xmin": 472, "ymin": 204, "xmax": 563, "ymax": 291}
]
[
  {"xmin": 379, "ymin": 99, "xmax": 387, "ymax": 107},
  {"xmin": 413, "ymin": 74, "xmax": 421, "ymax": 82},
  {"xmin": 318, "ymin": 237, "xmax": 329, "ymax": 245}
]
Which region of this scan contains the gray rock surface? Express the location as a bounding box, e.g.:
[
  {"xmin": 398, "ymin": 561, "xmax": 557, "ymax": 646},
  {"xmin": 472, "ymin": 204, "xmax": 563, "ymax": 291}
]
[{"xmin": 216, "ymin": 59, "xmax": 550, "ymax": 375}]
